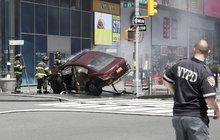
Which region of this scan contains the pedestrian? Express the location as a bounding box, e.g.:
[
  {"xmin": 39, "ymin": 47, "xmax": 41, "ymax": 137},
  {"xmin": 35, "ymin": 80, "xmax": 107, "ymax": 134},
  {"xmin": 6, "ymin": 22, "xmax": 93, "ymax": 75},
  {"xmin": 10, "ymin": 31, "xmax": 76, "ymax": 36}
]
[
  {"xmin": 13, "ymin": 54, "xmax": 25, "ymax": 93},
  {"xmin": 35, "ymin": 56, "xmax": 51, "ymax": 94},
  {"xmin": 53, "ymin": 51, "xmax": 67, "ymax": 94},
  {"xmin": 163, "ymin": 39, "xmax": 220, "ymax": 140}
]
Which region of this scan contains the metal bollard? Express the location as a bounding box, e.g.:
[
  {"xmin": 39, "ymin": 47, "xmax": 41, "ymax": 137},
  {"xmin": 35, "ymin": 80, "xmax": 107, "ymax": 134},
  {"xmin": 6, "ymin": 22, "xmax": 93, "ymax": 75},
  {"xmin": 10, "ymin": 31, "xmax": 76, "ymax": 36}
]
[{"xmin": 148, "ymin": 73, "xmax": 152, "ymax": 95}]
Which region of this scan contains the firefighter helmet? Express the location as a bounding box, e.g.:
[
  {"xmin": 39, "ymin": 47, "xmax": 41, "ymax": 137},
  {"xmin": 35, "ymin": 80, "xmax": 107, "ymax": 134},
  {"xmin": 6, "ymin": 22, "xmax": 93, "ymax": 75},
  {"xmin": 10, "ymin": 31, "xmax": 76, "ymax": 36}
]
[
  {"xmin": 55, "ymin": 51, "xmax": 61, "ymax": 59},
  {"xmin": 15, "ymin": 54, "xmax": 22, "ymax": 60},
  {"xmin": 42, "ymin": 56, "xmax": 49, "ymax": 62}
]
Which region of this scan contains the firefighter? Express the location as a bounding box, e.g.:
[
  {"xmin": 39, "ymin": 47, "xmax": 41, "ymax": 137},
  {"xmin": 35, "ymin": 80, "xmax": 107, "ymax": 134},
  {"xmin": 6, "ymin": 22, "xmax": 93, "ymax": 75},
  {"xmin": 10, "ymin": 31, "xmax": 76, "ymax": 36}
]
[
  {"xmin": 13, "ymin": 54, "xmax": 25, "ymax": 93},
  {"xmin": 35, "ymin": 56, "xmax": 51, "ymax": 94},
  {"xmin": 54, "ymin": 51, "xmax": 67, "ymax": 94}
]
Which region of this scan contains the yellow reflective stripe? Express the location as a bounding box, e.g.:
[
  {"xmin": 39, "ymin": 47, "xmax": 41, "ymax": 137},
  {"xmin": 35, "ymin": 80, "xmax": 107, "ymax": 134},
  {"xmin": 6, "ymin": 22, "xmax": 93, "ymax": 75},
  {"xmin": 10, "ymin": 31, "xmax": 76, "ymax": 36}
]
[
  {"xmin": 35, "ymin": 73, "xmax": 47, "ymax": 76},
  {"xmin": 36, "ymin": 67, "xmax": 44, "ymax": 70},
  {"xmin": 14, "ymin": 65, "xmax": 21, "ymax": 68},
  {"xmin": 45, "ymin": 67, "xmax": 49, "ymax": 70},
  {"xmin": 15, "ymin": 72, "xmax": 22, "ymax": 74},
  {"xmin": 16, "ymin": 88, "xmax": 21, "ymax": 92}
]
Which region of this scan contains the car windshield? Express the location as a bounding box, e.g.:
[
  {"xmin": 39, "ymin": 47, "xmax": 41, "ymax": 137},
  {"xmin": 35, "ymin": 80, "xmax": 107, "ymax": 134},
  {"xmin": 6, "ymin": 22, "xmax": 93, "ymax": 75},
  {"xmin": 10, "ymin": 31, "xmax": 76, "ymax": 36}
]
[{"xmin": 87, "ymin": 54, "xmax": 115, "ymax": 71}]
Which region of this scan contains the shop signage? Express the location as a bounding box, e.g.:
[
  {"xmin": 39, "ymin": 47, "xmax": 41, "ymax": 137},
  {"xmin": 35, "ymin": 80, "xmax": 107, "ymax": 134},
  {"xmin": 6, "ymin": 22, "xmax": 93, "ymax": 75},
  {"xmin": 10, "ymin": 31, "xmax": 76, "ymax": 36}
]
[
  {"xmin": 9, "ymin": 40, "xmax": 24, "ymax": 45},
  {"xmin": 93, "ymin": 0, "xmax": 120, "ymax": 15}
]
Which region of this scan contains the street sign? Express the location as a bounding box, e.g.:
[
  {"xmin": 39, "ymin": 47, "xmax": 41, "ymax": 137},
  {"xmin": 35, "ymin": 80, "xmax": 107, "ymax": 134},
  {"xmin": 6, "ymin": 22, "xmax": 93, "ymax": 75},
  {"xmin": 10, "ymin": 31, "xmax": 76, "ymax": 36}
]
[
  {"xmin": 133, "ymin": 17, "xmax": 145, "ymax": 25},
  {"xmin": 9, "ymin": 40, "xmax": 24, "ymax": 45},
  {"xmin": 121, "ymin": 2, "xmax": 135, "ymax": 8},
  {"xmin": 121, "ymin": 0, "xmax": 147, "ymax": 8},
  {"xmin": 139, "ymin": 0, "xmax": 147, "ymax": 4},
  {"xmin": 138, "ymin": 25, "xmax": 147, "ymax": 31}
]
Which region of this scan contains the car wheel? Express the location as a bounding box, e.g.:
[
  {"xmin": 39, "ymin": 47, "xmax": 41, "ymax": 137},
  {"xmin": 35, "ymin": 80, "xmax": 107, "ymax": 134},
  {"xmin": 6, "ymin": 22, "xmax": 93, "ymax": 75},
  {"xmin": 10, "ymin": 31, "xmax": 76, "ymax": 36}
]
[{"xmin": 87, "ymin": 82, "xmax": 102, "ymax": 96}]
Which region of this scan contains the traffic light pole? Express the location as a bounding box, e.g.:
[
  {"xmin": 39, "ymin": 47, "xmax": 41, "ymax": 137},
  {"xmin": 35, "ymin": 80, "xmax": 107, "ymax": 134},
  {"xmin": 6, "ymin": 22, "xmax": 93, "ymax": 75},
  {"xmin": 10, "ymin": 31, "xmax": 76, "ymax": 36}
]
[{"xmin": 134, "ymin": 0, "xmax": 144, "ymax": 97}]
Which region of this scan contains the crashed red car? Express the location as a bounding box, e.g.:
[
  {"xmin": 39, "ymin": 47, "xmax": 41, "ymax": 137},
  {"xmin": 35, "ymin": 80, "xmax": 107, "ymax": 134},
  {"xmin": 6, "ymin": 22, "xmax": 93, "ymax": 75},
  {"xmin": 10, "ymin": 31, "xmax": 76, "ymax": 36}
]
[{"xmin": 49, "ymin": 50, "xmax": 130, "ymax": 96}]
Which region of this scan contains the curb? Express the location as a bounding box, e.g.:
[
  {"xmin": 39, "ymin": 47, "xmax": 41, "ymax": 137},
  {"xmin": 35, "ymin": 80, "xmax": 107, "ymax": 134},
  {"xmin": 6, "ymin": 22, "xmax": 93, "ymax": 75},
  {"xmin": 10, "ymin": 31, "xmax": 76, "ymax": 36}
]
[
  {"xmin": 137, "ymin": 94, "xmax": 173, "ymax": 99},
  {"xmin": 0, "ymin": 93, "xmax": 69, "ymax": 102}
]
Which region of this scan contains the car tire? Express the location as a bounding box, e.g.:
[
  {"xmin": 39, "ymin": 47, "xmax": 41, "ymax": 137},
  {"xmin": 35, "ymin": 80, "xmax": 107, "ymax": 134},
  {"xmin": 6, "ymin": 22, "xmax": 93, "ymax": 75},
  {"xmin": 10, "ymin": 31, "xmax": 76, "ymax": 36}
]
[{"xmin": 87, "ymin": 82, "xmax": 102, "ymax": 96}]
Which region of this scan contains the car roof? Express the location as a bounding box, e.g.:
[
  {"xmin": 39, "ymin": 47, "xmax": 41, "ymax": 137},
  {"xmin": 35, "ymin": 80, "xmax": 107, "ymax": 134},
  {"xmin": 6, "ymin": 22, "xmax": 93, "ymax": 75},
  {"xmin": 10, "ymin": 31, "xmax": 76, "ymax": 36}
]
[{"xmin": 64, "ymin": 50, "xmax": 116, "ymax": 66}]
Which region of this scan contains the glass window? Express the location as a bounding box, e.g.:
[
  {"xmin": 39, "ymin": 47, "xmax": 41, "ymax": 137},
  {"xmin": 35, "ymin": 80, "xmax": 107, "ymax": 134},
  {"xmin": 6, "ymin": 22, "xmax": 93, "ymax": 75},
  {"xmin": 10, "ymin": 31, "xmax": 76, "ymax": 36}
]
[
  {"xmin": 35, "ymin": 35, "xmax": 47, "ymax": 67},
  {"xmin": 82, "ymin": 39, "xmax": 91, "ymax": 50},
  {"xmin": 48, "ymin": 7, "xmax": 59, "ymax": 35},
  {"xmin": 71, "ymin": 10, "xmax": 81, "ymax": 37},
  {"xmin": 21, "ymin": 2, "xmax": 34, "ymax": 33},
  {"xmin": 82, "ymin": 0, "xmax": 91, "ymax": 11},
  {"xmin": 71, "ymin": 38, "xmax": 81, "ymax": 54},
  {"xmin": 35, "ymin": 0, "xmax": 47, "ymax": 4},
  {"xmin": 82, "ymin": 12, "xmax": 92, "ymax": 38},
  {"xmin": 21, "ymin": 34, "xmax": 35, "ymax": 84},
  {"xmin": 70, "ymin": 0, "xmax": 81, "ymax": 10},
  {"xmin": 60, "ymin": 9, "xmax": 70, "ymax": 36},
  {"xmin": 87, "ymin": 54, "xmax": 115, "ymax": 71},
  {"xmin": 35, "ymin": 5, "xmax": 47, "ymax": 34},
  {"xmin": 48, "ymin": 0, "xmax": 59, "ymax": 6},
  {"xmin": 60, "ymin": 0, "xmax": 70, "ymax": 8},
  {"xmin": 22, "ymin": 0, "xmax": 34, "ymax": 2}
]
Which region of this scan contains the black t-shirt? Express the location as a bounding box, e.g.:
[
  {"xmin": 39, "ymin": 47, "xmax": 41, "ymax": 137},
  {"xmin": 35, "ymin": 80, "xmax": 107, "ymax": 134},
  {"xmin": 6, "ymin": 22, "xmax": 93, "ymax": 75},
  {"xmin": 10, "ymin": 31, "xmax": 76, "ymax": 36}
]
[{"xmin": 163, "ymin": 57, "xmax": 216, "ymax": 124}]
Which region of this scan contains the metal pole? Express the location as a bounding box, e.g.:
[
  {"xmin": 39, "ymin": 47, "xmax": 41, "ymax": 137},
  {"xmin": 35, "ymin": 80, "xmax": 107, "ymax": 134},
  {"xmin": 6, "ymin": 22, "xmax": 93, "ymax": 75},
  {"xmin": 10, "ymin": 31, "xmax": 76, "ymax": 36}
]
[
  {"xmin": 6, "ymin": 45, "xmax": 11, "ymax": 78},
  {"xmin": 135, "ymin": 0, "xmax": 143, "ymax": 97},
  {"xmin": 148, "ymin": 17, "xmax": 153, "ymax": 95}
]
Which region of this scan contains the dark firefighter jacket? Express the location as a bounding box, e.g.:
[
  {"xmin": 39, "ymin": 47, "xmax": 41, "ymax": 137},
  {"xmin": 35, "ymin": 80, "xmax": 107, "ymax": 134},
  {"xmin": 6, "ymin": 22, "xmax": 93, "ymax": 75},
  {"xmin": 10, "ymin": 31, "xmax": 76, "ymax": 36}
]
[{"xmin": 14, "ymin": 60, "xmax": 24, "ymax": 75}]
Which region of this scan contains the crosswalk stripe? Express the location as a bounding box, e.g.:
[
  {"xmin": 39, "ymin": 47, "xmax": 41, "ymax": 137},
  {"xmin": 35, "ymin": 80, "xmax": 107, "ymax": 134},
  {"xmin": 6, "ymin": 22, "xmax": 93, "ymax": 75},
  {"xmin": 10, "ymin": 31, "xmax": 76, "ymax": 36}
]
[{"xmin": 37, "ymin": 98, "xmax": 220, "ymax": 117}]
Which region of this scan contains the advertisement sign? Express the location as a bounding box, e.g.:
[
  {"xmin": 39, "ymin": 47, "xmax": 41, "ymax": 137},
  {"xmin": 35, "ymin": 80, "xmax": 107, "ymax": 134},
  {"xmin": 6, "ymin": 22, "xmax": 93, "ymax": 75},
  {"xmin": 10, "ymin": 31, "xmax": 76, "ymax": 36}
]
[
  {"xmin": 204, "ymin": 0, "xmax": 220, "ymax": 19},
  {"xmin": 112, "ymin": 15, "xmax": 120, "ymax": 44},
  {"xmin": 93, "ymin": 0, "xmax": 120, "ymax": 15},
  {"xmin": 95, "ymin": 12, "xmax": 112, "ymax": 45}
]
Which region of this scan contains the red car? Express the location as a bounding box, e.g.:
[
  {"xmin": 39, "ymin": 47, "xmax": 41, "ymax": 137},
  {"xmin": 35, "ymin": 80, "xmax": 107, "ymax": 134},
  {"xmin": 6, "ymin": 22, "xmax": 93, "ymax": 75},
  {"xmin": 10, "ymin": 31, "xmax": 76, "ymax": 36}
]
[{"xmin": 49, "ymin": 50, "xmax": 130, "ymax": 96}]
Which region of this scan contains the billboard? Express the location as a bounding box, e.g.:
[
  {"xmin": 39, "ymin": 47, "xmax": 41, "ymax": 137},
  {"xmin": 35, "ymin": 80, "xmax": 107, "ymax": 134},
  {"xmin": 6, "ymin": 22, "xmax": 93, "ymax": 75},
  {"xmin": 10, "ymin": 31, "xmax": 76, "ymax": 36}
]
[
  {"xmin": 112, "ymin": 15, "xmax": 120, "ymax": 44},
  {"xmin": 94, "ymin": 12, "xmax": 112, "ymax": 45},
  {"xmin": 204, "ymin": 0, "xmax": 220, "ymax": 19}
]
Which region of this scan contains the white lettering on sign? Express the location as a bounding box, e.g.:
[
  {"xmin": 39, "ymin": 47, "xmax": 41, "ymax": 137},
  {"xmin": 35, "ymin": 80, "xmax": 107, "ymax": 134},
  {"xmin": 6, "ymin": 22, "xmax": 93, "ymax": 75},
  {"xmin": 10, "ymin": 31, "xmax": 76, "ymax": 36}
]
[
  {"xmin": 177, "ymin": 66, "xmax": 198, "ymax": 82},
  {"xmin": 9, "ymin": 40, "xmax": 24, "ymax": 46}
]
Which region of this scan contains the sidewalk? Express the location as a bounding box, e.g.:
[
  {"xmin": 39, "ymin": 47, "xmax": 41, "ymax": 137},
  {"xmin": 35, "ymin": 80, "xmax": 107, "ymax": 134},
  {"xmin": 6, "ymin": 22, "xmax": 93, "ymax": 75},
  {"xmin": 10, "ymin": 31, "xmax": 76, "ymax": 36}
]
[{"xmin": 0, "ymin": 82, "xmax": 220, "ymax": 102}]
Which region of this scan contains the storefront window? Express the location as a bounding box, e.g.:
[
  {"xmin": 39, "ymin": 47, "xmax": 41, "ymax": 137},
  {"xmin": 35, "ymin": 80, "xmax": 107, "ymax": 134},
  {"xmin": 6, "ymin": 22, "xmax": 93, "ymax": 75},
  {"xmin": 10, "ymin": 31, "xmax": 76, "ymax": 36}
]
[
  {"xmin": 21, "ymin": 2, "xmax": 34, "ymax": 33},
  {"xmin": 35, "ymin": 5, "xmax": 47, "ymax": 34},
  {"xmin": 82, "ymin": 39, "xmax": 91, "ymax": 50},
  {"xmin": 60, "ymin": 0, "xmax": 70, "ymax": 8},
  {"xmin": 71, "ymin": 38, "xmax": 81, "ymax": 54},
  {"xmin": 35, "ymin": 0, "xmax": 47, "ymax": 4},
  {"xmin": 60, "ymin": 9, "xmax": 70, "ymax": 36},
  {"xmin": 71, "ymin": 10, "xmax": 81, "ymax": 37},
  {"xmin": 82, "ymin": 12, "xmax": 92, "ymax": 38},
  {"xmin": 35, "ymin": 35, "xmax": 47, "ymax": 67},
  {"xmin": 48, "ymin": 6, "xmax": 59, "ymax": 35},
  {"xmin": 22, "ymin": 0, "xmax": 34, "ymax": 2},
  {"xmin": 82, "ymin": 0, "xmax": 91, "ymax": 11},
  {"xmin": 48, "ymin": 0, "xmax": 59, "ymax": 6},
  {"xmin": 70, "ymin": 0, "xmax": 81, "ymax": 10},
  {"xmin": 21, "ymin": 34, "xmax": 35, "ymax": 84}
]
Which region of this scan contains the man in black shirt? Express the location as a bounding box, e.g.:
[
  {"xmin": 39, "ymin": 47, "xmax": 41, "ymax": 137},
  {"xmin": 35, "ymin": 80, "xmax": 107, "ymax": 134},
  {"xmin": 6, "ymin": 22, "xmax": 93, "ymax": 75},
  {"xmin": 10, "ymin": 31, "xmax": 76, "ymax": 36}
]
[{"xmin": 163, "ymin": 39, "xmax": 220, "ymax": 140}]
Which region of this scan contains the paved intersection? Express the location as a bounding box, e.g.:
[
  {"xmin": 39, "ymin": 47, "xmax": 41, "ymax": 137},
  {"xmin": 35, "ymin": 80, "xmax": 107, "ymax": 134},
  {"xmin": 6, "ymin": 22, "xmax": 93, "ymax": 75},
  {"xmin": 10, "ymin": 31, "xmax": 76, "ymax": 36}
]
[{"xmin": 37, "ymin": 98, "xmax": 217, "ymax": 117}]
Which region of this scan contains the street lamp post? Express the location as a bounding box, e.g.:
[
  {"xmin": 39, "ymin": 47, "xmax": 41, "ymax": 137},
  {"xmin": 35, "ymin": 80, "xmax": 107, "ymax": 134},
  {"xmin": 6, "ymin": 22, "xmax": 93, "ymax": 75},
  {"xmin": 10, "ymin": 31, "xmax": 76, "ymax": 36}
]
[{"xmin": 134, "ymin": 0, "xmax": 144, "ymax": 97}]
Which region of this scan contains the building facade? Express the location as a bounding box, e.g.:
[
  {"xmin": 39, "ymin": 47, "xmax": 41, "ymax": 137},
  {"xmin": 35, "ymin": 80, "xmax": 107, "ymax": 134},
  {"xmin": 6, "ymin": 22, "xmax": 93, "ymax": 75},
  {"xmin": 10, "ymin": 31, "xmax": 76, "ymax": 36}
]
[
  {"xmin": 0, "ymin": 0, "xmax": 93, "ymax": 84},
  {"xmin": 0, "ymin": 0, "xmax": 220, "ymax": 86}
]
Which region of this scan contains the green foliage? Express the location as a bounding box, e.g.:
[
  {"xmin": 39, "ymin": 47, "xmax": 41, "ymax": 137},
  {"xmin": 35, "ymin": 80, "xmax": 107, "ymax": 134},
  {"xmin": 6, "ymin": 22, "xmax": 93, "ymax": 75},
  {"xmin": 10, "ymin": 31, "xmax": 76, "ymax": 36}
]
[{"xmin": 211, "ymin": 64, "xmax": 220, "ymax": 73}]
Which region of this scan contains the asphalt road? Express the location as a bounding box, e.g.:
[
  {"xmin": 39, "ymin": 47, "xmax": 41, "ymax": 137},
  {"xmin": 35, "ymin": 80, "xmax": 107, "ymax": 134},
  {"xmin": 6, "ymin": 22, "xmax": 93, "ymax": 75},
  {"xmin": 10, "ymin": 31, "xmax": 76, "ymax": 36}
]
[
  {"xmin": 0, "ymin": 111, "xmax": 174, "ymax": 140},
  {"xmin": 0, "ymin": 101, "xmax": 219, "ymax": 140}
]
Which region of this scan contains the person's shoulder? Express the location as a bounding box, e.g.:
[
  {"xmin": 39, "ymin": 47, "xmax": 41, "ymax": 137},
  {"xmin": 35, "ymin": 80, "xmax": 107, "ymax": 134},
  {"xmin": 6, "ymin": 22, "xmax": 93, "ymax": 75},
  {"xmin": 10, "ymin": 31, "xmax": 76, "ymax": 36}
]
[
  {"xmin": 174, "ymin": 58, "xmax": 189, "ymax": 65},
  {"xmin": 202, "ymin": 64, "xmax": 212, "ymax": 74}
]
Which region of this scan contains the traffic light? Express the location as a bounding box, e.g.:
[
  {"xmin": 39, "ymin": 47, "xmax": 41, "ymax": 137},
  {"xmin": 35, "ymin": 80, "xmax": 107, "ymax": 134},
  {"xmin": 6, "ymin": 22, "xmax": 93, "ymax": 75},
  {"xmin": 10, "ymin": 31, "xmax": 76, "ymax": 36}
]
[
  {"xmin": 148, "ymin": 0, "xmax": 158, "ymax": 17},
  {"xmin": 125, "ymin": 28, "xmax": 135, "ymax": 41}
]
